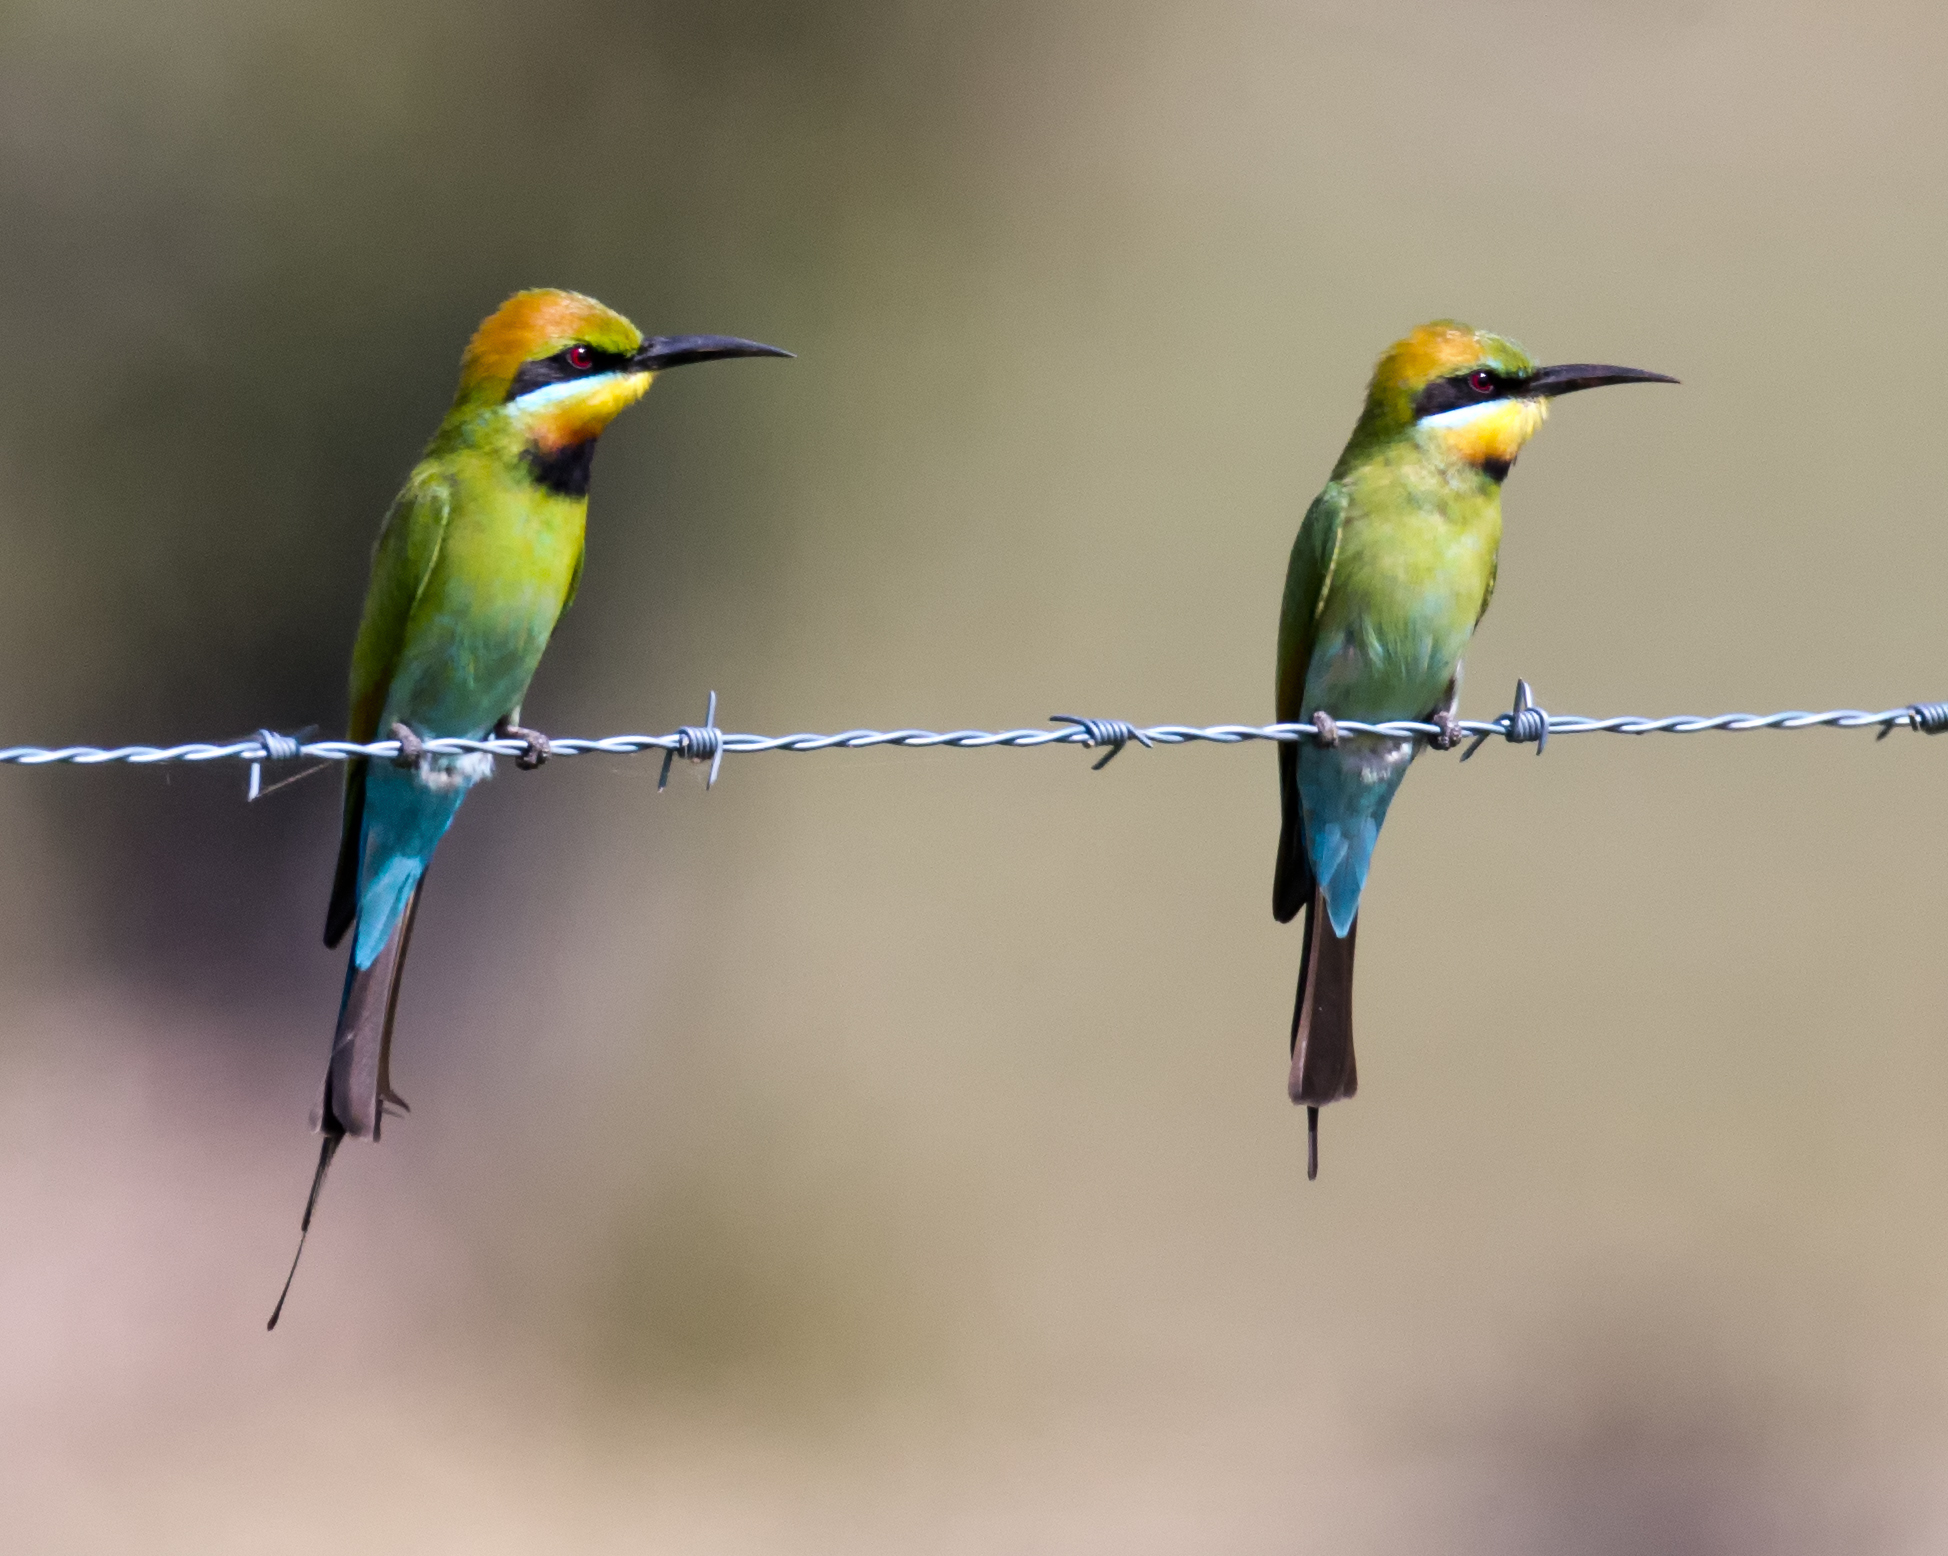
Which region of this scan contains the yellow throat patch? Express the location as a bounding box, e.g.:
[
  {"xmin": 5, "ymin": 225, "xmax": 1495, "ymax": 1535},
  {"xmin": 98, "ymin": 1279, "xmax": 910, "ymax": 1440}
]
[
  {"xmin": 1420, "ymin": 395, "xmax": 1548, "ymax": 472},
  {"xmin": 511, "ymin": 370, "xmax": 653, "ymax": 454}
]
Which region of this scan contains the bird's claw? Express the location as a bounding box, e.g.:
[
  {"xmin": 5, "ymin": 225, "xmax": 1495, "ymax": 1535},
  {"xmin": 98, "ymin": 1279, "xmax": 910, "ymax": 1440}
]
[
  {"xmin": 1310, "ymin": 711, "xmax": 1340, "ymax": 748},
  {"xmin": 494, "ymin": 716, "xmax": 552, "ymax": 771},
  {"xmin": 389, "ymin": 722, "xmax": 425, "ymax": 770},
  {"xmin": 1428, "ymin": 711, "xmax": 1464, "ymax": 751}
]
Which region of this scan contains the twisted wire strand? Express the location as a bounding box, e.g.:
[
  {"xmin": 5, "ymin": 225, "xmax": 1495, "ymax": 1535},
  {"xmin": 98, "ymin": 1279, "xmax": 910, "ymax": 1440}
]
[{"xmin": 0, "ymin": 700, "xmax": 1941, "ymax": 770}]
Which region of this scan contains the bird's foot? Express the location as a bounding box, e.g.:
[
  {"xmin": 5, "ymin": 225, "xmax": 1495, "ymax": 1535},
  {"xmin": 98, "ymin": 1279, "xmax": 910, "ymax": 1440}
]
[
  {"xmin": 390, "ymin": 722, "xmax": 425, "ymax": 770},
  {"xmin": 494, "ymin": 715, "xmax": 552, "ymax": 770},
  {"xmin": 1428, "ymin": 711, "xmax": 1464, "ymax": 751},
  {"xmin": 1310, "ymin": 711, "xmax": 1340, "ymax": 749}
]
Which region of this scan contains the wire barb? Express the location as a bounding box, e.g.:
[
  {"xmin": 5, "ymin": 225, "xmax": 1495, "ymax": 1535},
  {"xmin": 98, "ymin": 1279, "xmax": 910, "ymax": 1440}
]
[
  {"xmin": 1908, "ymin": 701, "xmax": 1948, "ymax": 736},
  {"xmin": 1463, "ymin": 679, "xmax": 1549, "ymax": 760},
  {"xmin": 1506, "ymin": 678, "xmax": 1550, "ymax": 753},
  {"xmin": 1050, "ymin": 714, "xmax": 1153, "ymax": 770},
  {"xmin": 659, "ymin": 691, "xmax": 724, "ymax": 791},
  {"xmin": 247, "ymin": 728, "xmax": 304, "ymax": 802}
]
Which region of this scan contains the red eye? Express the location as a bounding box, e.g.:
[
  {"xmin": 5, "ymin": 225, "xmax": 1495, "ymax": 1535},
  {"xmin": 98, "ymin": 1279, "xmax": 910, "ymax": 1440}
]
[
  {"xmin": 565, "ymin": 344, "xmax": 594, "ymax": 371},
  {"xmin": 1468, "ymin": 370, "xmax": 1497, "ymax": 395}
]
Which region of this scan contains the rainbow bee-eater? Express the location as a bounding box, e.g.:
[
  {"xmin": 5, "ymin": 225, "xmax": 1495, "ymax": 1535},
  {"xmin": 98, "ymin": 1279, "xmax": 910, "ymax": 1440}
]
[
  {"xmin": 1275, "ymin": 321, "xmax": 1673, "ymax": 1178},
  {"xmin": 270, "ymin": 288, "xmax": 789, "ymax": 1326}
]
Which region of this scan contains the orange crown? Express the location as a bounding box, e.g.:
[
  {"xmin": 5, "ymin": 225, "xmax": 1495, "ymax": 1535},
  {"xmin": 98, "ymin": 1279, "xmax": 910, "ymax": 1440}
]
[{"xmin": 453, "ymin": 289, "xmax": 645, "ymax": 407}]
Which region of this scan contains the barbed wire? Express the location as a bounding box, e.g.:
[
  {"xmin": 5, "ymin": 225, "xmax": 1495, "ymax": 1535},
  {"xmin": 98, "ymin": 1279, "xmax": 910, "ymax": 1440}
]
[{"xmin": 0, "ymin": 683, "xmax": 1941, "ymax": 797}]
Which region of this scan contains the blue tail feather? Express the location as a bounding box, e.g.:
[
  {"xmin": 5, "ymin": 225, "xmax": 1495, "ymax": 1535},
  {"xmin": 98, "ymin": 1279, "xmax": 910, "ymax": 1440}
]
[
  {"xmin": 350, "ymin": 762, "xmax": 472, "ymax": 968},
  {"xmin": 1297, "ymin": 741, "xmax": 1413, "ymax": 938}
]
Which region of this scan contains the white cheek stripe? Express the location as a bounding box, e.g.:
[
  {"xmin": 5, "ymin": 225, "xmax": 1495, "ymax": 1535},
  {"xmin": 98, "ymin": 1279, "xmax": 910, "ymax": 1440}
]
[
  {"xmin": 508, "ymin": 372, "xmax": 627, "ymax": 413},
  {"xmin": 1418, "ymin": 397, "xmax": 1525, "ymax": 429}
]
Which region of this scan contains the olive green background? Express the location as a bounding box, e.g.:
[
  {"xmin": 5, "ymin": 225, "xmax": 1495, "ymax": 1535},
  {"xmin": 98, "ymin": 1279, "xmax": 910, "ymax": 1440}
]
[{"xmin": 2, "ymin": 1, "xmax": 1945, "ymax": 1550}]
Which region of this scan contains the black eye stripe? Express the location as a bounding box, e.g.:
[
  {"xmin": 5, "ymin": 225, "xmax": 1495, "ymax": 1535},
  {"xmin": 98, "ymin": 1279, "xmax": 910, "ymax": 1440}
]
[
  {"xmin": 505, "ymin": 345, "xmax": 634, "ymax": 402},
  {"xmin": 1413, "ymin": 368, "xmax": 1531, "ymax": 420}
]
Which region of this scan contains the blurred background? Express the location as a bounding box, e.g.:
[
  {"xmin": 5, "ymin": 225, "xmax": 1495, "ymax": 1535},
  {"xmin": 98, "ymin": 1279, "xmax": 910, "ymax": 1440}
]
[{"xmin": 1, "ymin": 0, "xmax": 1946, "ymax": 1549}]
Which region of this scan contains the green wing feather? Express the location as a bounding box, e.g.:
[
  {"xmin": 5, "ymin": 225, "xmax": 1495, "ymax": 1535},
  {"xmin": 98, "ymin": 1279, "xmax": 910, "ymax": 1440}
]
[
  {"xmin": 324, "ymin": 473, "xmax": 453, "ymax": 948},
  {"xmin": 558, "ymin": 538, "xmax": 585, "ymax": 620},
  {"xmin": 1476, "ymin": 552, "xmax": 1498, "ymax": 627},
  {"xmin": 1273, "ymin": 481, "xmax": 1347, "ymax": 923}
]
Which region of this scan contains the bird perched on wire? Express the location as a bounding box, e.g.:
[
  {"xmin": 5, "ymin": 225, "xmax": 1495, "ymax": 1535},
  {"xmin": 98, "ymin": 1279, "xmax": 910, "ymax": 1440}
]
[
  {"xmin": 270, "ymin": 289, "xmax": 790, "ymax": 1326},
  {"xmin": 1275, "ymin": 321, "xmax": 1673, "ymax": 1179}
]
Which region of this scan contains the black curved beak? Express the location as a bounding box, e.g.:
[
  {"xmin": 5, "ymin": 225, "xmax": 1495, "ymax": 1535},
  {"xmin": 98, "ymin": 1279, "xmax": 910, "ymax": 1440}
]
[
  {"xmin": 632, "ymin": 334, "xmax": 794, "ymax": 371},
  {"xmin": 1525, "ymin": 362, "xmax": 1678, "ymax": 398}
]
